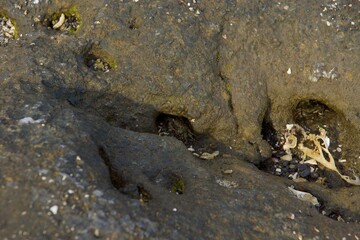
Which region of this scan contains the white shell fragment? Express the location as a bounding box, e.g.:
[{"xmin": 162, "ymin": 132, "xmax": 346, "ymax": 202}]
[
  {"xmin": 200, "ymin": 151, "xmax": 219, "ymax": 160},
  {"xmin": 53, "ymin": 13, "xmax": 65, "ymax": 29},
  {"xmin": 216, "ymin": 179, "xmax": 238, "ymax": 188},
  {"xmin": 288, "ymin": 187, "xmax": 319, "ymax": 206},
  {"xmin": 187, "ymin": 146, "xmax": 195, "ymax": 152},
  {"xmin": 283, "ymin": 134, "xmax": 297, "ymax": 154},
  {"xmin": 287, "ymin": 68, "xmax": 292, "ymax": 75},
  {"xmin": 286, "ymin": 124, "xmax": 294, "ymax": 130},
  {"xmin": 50, "ymin": 205, "xmax": 59, "ymax": 215},
  {"xmin": 18, "ymin": 117, "xmax": 45, "ymax": 125}
]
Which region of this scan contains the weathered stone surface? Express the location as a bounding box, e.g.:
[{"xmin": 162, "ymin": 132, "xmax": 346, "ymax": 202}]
[{"xmin": 1, "ymin": 0, "xmax": 360, "ymax": 239}]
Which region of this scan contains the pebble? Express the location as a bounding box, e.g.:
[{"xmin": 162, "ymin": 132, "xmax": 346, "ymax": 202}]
[
  {"xmin": 298, "ymin": 164, "xmax": 311, "ymax": 178},
  {"xmin": 280, "ymin": 154, "xmax": 292, "ymax": 161},
  {"xmin": 289, "ymin": 164, "xmax": 297, "ymax": 172},
  {"xmin": 222, "ymin": 169, "xmax": 233, "ymax": 175}
]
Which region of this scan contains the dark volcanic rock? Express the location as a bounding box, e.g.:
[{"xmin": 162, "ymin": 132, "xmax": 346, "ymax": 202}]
[{"xmin": 1, "ymin": 0, "xmax": 360, "ymax": 239}]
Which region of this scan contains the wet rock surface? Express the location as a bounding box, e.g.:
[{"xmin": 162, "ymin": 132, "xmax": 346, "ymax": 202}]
[{"xmin": 1, "ymin": 0, "xmax": 360, "ymax": 239}]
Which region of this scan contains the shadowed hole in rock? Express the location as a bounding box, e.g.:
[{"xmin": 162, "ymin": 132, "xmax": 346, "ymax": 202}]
[
  {"xmin": 98, "ymin": 146, "xmax": 126, "ymax": 189},
  {"xmin": 260, "ymin": 99, "xmax": 350, "ymax": 187},
  {"xmin": 156, "ymin": 113, "xmax": 195, "ymax": 147},
  {"xmin": 260, "ymin": 100, "xmax": 360, "ymax": 223},
  {"xmin": 43, "ymin": 6, "xmax": 82, "ymax": 33},
  {"xmin": 83, "ymin": 44, "xmax": 116, "ymax": 72},
  {"xmin": 261, "ymin": 106, "xmax": 280, "ymax": 150},
  {"xmin": 98, "ymin": 146, "xmax": 153, "ymax": 202}
]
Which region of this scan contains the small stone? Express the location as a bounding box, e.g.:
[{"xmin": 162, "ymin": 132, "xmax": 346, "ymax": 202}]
[
  {"xmin": 289, "ymin": 163, "xmax": 297, "ymax": 169},
  {"xmin": 287, "ymin": 68, "xmax": 292, "ymax": 75},
  {"xmin": 281, "ymin": 160, "xmax": 290, "ymax": 167},
  {"xmin": 298, "ymin": 164, "xmax": 311, "ymax": 178},
  {"xmin": 222, "ymin": 169, "xmax": 233, "ymax": 175},
  {"xmin": 280, "ymin": 154, "xmax": 292, "ymax": 161}
]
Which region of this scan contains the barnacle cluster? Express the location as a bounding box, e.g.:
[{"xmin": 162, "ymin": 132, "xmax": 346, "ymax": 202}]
[
  {"xmin": 283, "ymin": 124, "xmax": 360, "ymax": 185},
  {"xmin": 0, "ymin": 16, "xmax": 15, "ymax": 46}
]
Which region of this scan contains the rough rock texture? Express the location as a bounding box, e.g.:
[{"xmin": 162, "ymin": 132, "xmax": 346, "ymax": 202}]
[{"xmin": 1, "ymin": 0, "xmax": 360, "ymax": 239}]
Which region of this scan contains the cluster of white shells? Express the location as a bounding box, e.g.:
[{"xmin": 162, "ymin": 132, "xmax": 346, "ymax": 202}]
[{"xmin": 0, "ymin": 16, "xmax": 15, "ymax": 46}]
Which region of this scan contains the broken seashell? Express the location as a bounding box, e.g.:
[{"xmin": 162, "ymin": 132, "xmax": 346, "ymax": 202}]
[
  {"xmin": 53, "ymin": 13, "xmax": 65, "ymax": 29},
  {"xmin": 216, "ymin": 179, "xmax": 238, "ymax": 188},
  {"xmin": 286, "ymin": 124, "xmax": 294, "ymax": 130},
  {"xmin": 288, "ymin": 187, "xmax": 319, "ymax": 206},
  {"xmin": 187, "ymin": 146, "xmax": 195, "ymax": 152},
  {"xmin": 283, "ymin": 134, "xmax": 297, "ymax": 152},
  {"xmin": 200, "ymin": 151, "xmax": 219, "ymax": 160}
]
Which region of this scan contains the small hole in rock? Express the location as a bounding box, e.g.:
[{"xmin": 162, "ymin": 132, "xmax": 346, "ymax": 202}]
[
  {"xmin": 156, "ymin": 113, "xmax": 195, "ymax": 147},
  {"xmin": 46, "ymin": 6, "xmax": 81, "ymax": 33},
  {"xmin": 293, "ymin": 100, "xmax": 335, "ymax": 133},
  {"xmin": 98, "ymin": 146, "xmax": 126, "ymax": 190},
  {"xmin": 129, "ymin": 17, "xmax": 141, "ymax": 30},
  {"xmin": 137, "ymin": 184, "xmax": 152, "ymax": 202},
  {"xmin": 83, "ymin": 44, "xmax": 116, "ymax": 72}
]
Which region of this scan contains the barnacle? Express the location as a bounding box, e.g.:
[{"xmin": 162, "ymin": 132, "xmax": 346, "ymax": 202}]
[{"xmin": 284, "ymin": 124, "xmax": 360, "ymax": 185}]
